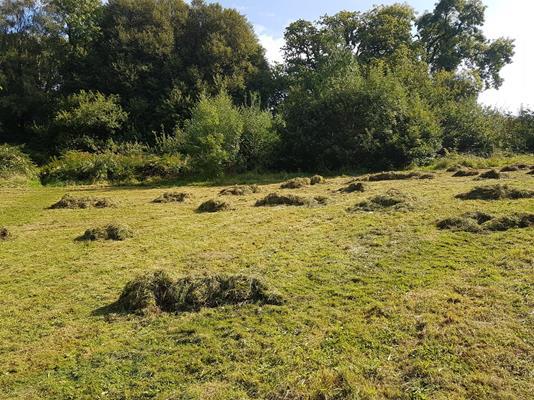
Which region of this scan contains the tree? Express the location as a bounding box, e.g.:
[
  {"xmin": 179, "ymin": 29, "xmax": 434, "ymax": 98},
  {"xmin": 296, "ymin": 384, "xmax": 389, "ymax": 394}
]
[{"xmin": 416, "ymin": 0, "xmax": 514, "ymax": 89}]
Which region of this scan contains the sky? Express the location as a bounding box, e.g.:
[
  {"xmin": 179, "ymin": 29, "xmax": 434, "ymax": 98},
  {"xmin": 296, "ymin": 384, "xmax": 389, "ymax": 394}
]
[{"xmin": 207, "ymin": 0, "xmax": 533, "ymax": 113}]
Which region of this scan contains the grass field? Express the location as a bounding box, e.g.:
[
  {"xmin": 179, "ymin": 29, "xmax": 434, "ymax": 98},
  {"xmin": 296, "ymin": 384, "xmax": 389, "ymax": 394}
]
[{"xmin": 1, "ymin": 159, "xmax": 533, "ymax": 399}]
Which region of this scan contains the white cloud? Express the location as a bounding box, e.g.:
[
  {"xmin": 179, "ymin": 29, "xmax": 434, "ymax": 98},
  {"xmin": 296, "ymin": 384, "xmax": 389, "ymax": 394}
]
[
  {"xmin": 254, "ymin": 25, "xmax": 284, "ymax": 65},
  {"xmin": 478, "ymin": 0, "xmax": 534, "ymax": 112}
]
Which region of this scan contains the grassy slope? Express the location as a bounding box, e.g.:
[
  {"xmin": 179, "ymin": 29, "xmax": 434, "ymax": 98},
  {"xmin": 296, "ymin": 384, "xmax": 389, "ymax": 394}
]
[{"xmin": 0, "ymin": 162, "xmax": 533, "ymax": 399}]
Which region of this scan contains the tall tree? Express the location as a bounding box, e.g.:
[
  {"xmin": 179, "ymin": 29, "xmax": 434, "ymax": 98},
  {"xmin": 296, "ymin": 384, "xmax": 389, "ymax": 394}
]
[{"xmin": 416, "ymin": 0, "xmax": 514, "ymax": 89}]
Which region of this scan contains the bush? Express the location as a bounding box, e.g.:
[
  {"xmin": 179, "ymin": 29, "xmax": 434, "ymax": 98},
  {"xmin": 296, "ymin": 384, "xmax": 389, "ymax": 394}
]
[
  {"xmin": 54, "ymin": 90, "xmax": 128, "ymax": 146},
  {"xmin": 281, "ymin": 64, "xmax": 442, "ymax": 171},
  {"xmin": 181, "ymin": 91, "xmax": 244, "ymax": 177},
  {"xmin": 440, "ymin": 100, "xmax": 496, "ymax": 155},
  {"xmin": 237, "ymin": 98, "xmax": 280, "ymax": 171},
  {"xmin": 0, "ymin": 144, "xmax": 38, "ymax": 181},
  {"xmin": 40, "ymin": 150, "xmax": 188, "ymax": 184}
]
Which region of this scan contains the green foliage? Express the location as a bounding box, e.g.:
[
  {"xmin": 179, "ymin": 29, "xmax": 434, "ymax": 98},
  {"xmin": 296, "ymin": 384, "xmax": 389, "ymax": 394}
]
[
  {"xmin": 181, "ymin": 91, "xmax": 244, "ymax": 177},
  {"xmin": 54, "ymin": 90, "xmax": 128, "ymax": 147},
  {"xmin": 441, "ymin": 100, "xmax": 496, "ymax": 155},
  {"xmin": 281, "ymin": 63, "xmax": 441, "ymax": 170},
  {"xmin": 508, "ymin": 108, "xmax": 534, "ymax": 152},
  {"xmin": 416, "ymin": 0, "xmax": 514, "ymax": 89},
  {"xmin": 0, "ymin": 144, "xmax": 37, "ymax": 180},
  {"xmin": 237, "ymin": 98, "xmax": 280, "ymax": 171},
  {"xmin": 40, "ymin": 150, "xmax": 187, "ymax": 184}
]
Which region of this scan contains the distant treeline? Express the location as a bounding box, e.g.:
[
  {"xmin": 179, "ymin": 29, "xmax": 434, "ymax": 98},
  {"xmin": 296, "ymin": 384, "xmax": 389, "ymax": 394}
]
[{"xmin": 0, "ymin": 0, "xmax": 532, "ymax": 178}]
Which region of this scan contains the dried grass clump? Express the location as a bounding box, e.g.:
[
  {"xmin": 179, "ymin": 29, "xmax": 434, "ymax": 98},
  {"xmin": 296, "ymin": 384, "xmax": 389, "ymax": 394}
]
[
  {"xmin": 153, "ymin": 192, "xmax": 191, "ymax": 203},
  {"xmin": 483, "ymin": 214, "xmax": 534, "ymax": 231},
  {"xmin": 456, "ymin": 184, "xmax": 534, "ymax": 200},
  {"xmin": 49, "ymin": 194, "xmax": 116, "ymax": 209},
  {"xmin": 350, "ymin": 189, "xmax": 412, "ymax": 212},
  {"xmin": 340, "ymin": 182, "xmax": 366, "ymax": 193},
  {"xmin": 361, "ymin": 171, "xmax": 434, "ymax": 182},
  {"xmin": 437, "ymin": 212, "xmax": 534, "ymax": 233},
  {"xmin": 255, "ymin": 193, "xmax": 317, "ymax": 207},
  {"xmin": 78, "ymin": 224, "xmax": 133, "ymax": 241},
  {"xmin": 0, "ymin": 227, "xmax": 10, "ymax": 241},
  {"xmin": 452, "ymin": 169, "xmax": 480, "ymax": 177},
  {"xmin": 500, "ymin": 165, "xmax": 519, "ymax": 172},
  {"xmin": 219, "ymin": 185, "xmax": 260, "ymax": 196},
  {"xmin": 437, "ymin": 212, "xmax": 494, "ymax": 233},
  {"xmin": 117, "ymin": 271, "xmax": 283, "ymax": 314},
  {"xmin": 478, "ymin": 169, "xmax": 502, "ymax": 180},
  {"xmin": 197, "ymin": 199, "xmax": 232, "ymax": 213},
  {"xmin": 310, "ymin": 175, "xmax": 326, "ymax": 185},
  {"xmin": 280, "ymin": 177, "xmax": 311, "ymax": 189}
]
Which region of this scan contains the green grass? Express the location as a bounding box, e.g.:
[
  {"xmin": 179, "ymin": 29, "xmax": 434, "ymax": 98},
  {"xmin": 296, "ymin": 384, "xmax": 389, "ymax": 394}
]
[{"xmin": 1, "ymin": 159, "xmax": 533, "ymax": 399}]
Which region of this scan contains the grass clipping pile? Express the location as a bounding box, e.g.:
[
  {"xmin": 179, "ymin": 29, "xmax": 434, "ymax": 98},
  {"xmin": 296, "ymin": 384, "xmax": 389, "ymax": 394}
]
[
  {"xmin": 153, "ymin": 192, "xmax": 191, "ymax": 203},
  {"xmin": 197, "ymin": 199, "xmax": 232, "ymax": 213},
  {"xmin": 456, "ymin": 184, "xmax": 534, "ymax": 200},
  {"xmin": 219, "ymin": 185, "xmax": 260, "ymax": 196},
  {"xmin": 280, "ymin": 177, "xmax": 311, "ymax": 189},
  {"xmin": 78, "ymin": 224, "xmax": 133, "ymax": 241},
  {"xmin": 350, "ymin": 189, "xmax": 413, "ymax": 212},
  {"xmin": 117, "ymin": 271, "xmax": 283, "ymax": 315},
  {"xmin": 50, "ymin": 194, "xmax": 116, "ymax": 209},
  {"xmin": 360, "ymin": 171, "xmax": 434, "ymax": 182},
  {"xmin": 256, "ymin": 193, "xmax": 327, "ymax": 207},
  {"xmin": 0, "ymin": 227, "xmax": 10, "ymax": 241},
  {"xmin": 438, "ymin": 212, "xmax": 534, "ymax": 233}
]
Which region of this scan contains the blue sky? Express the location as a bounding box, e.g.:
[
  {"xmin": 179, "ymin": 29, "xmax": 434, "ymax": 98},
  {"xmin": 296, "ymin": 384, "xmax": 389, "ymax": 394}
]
[{"xmin": 207, "ymin": 0, "xmax": 533, "ymax": 112}]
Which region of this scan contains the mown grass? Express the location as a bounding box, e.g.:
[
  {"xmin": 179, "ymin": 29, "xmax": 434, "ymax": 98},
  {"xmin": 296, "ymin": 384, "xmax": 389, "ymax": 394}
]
[{"xmin": 0, "ymin": 158, "xmax": 533, "ymax": 399}]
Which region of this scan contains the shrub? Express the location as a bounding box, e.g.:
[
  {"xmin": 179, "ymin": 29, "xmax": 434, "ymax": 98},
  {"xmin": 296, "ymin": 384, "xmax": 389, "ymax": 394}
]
[
  {"xmin": 117, "ymin": 271, "xmax": 283, "ymax": 314},
  {"xmin": 40, "ymin": 150, "xmax": 187, "ymax": 184},
  {"xmin": 0, "ymin": 144, "xmax": 37, "ymax": 181},
  {"xmin": 440, "ymin": 100, "xmax": 496, "ymax": 155},
  {"xmin": 54, "ymin": 90, "xmax": 128, "ymax": 145},
  {"xmin": 181, "ymin": 91, "xmax": 244, "ymax": 177},
  {"xmin": 281, "ymin": 64, "xmax": 441, "ymax": 171},
  {"xmin": 78, "ymin": 224, "xmax": 133, "ymax": 241},
  {"xmin": 237, "ymin": 98, "xmax": 280, "ymax": 171}
]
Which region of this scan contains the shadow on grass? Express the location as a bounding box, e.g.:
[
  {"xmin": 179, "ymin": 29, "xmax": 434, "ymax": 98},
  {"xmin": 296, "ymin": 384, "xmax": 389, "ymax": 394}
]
[
  {"xmin": 91, "ymin": 301, "xmax": 127, "ymax": 317},
  {"xmin": 39, "ymin": 170, "xmax": 370, "ymax": 192}
]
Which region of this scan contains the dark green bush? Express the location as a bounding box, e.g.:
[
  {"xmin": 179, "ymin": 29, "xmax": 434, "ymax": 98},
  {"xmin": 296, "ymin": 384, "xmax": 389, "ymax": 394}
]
[{"xmin": 281, "ymin": 64, "xmax": 441, "ymax": 171}]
